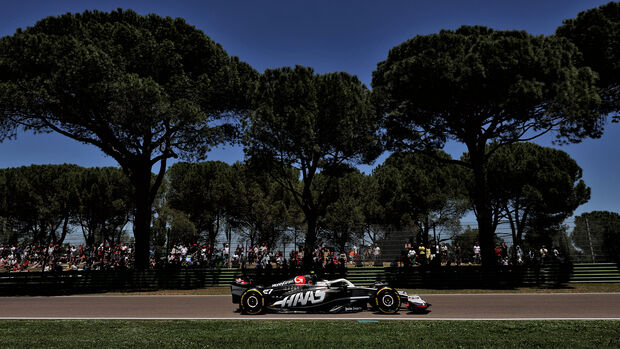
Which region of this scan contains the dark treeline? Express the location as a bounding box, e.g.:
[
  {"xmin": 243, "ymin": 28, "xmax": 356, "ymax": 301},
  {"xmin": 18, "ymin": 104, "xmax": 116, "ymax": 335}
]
[
  {"xmin": 0, "ymin": 165, "xmax": 132, "ymax": 247},
  {"xmin": 0, "ymin": 141, "xmax": 604, "ymax": 263},
  {"xmin": 0, "ymin": 3, "xmax": 619, "ymax": 268}
]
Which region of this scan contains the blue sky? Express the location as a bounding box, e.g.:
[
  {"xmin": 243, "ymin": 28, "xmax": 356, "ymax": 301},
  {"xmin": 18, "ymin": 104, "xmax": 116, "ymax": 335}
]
[{"xmin": 0, "ymin": 0, "xmax": 617, "ymax": 224}]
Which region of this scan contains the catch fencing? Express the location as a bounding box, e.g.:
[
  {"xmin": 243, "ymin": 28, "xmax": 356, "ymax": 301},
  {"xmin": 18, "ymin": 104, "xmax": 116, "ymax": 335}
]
[{"xmin": 3, "ymin": 262, "xmax": 617, "ymax": 296}]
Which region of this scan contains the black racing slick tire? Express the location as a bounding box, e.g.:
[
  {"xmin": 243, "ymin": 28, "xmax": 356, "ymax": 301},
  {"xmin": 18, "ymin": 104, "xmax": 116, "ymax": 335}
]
[
  {"xmin": 240, "ymin": 289, "xmax": 265, "ymax": 315},
  {"xmin": 375, "ymin": 287, "xmax": 401, "ymax": 314}
]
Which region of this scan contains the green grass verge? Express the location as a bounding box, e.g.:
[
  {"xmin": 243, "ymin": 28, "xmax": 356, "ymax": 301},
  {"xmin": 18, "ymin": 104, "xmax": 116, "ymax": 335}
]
[{"xmin": 0, "ymin": 320, "xmax": 619, "ymax": 348}]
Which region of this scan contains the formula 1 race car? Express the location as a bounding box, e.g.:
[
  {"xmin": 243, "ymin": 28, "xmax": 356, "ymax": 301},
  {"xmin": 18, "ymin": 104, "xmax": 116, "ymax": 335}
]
[{"xmin": 231, "ymin": 274, "xmax": 430, "ymax": 315}]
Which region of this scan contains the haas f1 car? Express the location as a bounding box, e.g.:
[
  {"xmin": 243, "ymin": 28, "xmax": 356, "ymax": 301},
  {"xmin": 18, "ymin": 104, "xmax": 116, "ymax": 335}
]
[{"xmin": 231, "ymin": 274, "xmax": 430, "ymax": 315}]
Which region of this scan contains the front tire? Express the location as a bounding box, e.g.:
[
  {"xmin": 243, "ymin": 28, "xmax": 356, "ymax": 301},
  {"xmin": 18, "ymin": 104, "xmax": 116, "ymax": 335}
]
[
  {"xmin": 374, "ymin": 287, "xmax": 401, "ymax": 314},
  {"xmin": 240, "ymin": 289, "xmax": 265, "ymax": 315}
]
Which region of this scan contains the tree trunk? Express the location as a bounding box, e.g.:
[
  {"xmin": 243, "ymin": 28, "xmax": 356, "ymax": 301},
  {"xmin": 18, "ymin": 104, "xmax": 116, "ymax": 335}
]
[
  {"xmin": 131, "ymin": 166, "xmax": 152, "ymax": 270},
  {"xmin": 303, "ymin": 213, "xmax": 318, "ymax": 269},
  {"xmin": 515, "ymin": 209, "xmax": 529, "ymax": 249},
  {"xmin": 81, "ymin": 221, "xmax": 95, "ymax": 247},
  {"xmin": 58, "ymin": 215, "xmax": 69, "ymax": 245},
  {"xmin": 209, "ymin": 215, "xmax": 220, "ymax": 250},
  {"xmin": 339, "ymin": 229, "xmax": 348, "ymax": 254},
  {"xmin": 49, "ymin": 222, "xmax": 58, "ymax": 245},
  {"xmin": 470, "ymin": 149, "xmax": 496, "ymax": 270},
  {"xmin": 507, "ymin": 210, "xmax": 519, "ymax": 253}
]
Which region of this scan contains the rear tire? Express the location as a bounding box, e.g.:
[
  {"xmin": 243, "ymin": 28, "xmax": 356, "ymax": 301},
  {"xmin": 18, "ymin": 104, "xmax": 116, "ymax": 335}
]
[
  {"xmin": 240, "ymin": 289, "xmax": 265, "ymax": 315},
  {"xmin": 374, "ymin": 287, "xmax": 401, "ymax": 314}
]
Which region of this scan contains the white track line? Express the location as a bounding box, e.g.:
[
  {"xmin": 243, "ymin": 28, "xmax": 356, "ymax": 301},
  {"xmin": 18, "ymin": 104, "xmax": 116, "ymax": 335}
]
[
  {"xmin": 4, "ymin": 292, "xmax": 618, "ymax": 299},
  {"xmin": 1, "ymin": 317, "xmax": 619, "ymax": 321},
  {"xmin": 419, "ymin": 293, "xmax": 620, "ymax": 296}
]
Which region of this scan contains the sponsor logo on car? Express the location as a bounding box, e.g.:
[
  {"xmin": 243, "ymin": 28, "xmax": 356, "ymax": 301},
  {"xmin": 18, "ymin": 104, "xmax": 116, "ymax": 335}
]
[
  {"xmin": 280, "ymin": 290, "xmax": 326, "ymax": 307},
  {"xmin": 294, "ymin": 275, "xmax": 306, "ymax": 285},
  {"xmin": 271, "ymin": 279, "xmax": 295, "ymax": 287},
  {"xmin": 344, "ymin": 306, "xmax": 363, "ymax": 312}
]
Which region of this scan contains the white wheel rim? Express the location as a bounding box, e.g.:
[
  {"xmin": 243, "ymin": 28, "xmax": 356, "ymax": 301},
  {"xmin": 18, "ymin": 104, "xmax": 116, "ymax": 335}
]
[
  {"xmin": 382, "ymin": 294, "xmax": 394, "ymax": 307},
  {"xmin": 247, "ymin": 295, "xmax": 258, "ymax": 308}
]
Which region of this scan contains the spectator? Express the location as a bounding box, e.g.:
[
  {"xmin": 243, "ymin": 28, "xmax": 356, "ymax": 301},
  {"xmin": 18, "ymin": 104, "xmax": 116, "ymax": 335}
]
[
  {"xmin": 540, "ymin": 244, "xmax": 548, "ymax": 264},
  {"xmin": 500, "ymin": 242, "xmax": 508, "ymax": 260},
  {"xmin": 453, "ymin": 244, "xmax": 461, "ymax": 266},
  {"xmin": 494, "ymin": 245, "xmax": 502, "ymax": 264},
  {"xmin": 407, "ymin": 246, "xmax": 416, "ymax": 266},
  {"xmin": 223, "ymin": 243, "xmax": 230, "ymax": 264},
  {"xmin": 473, "ymin": 242, "xmax": 481, "ymax": 264},
  {"xmin": 440, "ymin": 244, "xmax": 448, "ymax": 264},
  {"xmin": 515, "ymin": 245, "xmax": 524, "ymax": 265},
  {"xmin": 418, "ymin": 244, "xmax": 427, "ymax": 265}
]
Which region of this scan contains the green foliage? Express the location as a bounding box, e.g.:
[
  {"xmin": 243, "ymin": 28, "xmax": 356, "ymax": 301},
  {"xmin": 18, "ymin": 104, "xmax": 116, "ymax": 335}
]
[
  {"xmin": 166, "ymin": 161, "xmax": 234, "ymax": 247},
  {"xmin": 556, "ymin": 1, "xmax": 620, "ymax": 117},
  {"xmin": 247, "ymin": 66, "xmax": 381, "ymax": 170},
  {"xmin": 372, "ymin": 151, "xmax": 468, "ymax": 245},
  {"xmin": 0, "ymin": 164, "xmax": 82, "ymax": 245},
  {"xmin": 373, "ymin": 26, "xmax": 603, "ymax": 149},
  {"xmin": 373, "ymin": 26, "xmax": 605, "ymax": 267},
  {"xmin": 75, "ymin": 167, "xmax": 133, "ymax": 246},
  {"xmin": 572, "ymin": 211, "xmax": 620, "ymax": 263},
  {"xmin": 152, "ymin": 206, "xmax": 198, "ymax": 248},
  {"xmin": 344, "ymin": 171, "xmax": 390, "ymax": 246},
  {"xmin": 0, "ymin": 9, "xmax": 256, "ymax": 162},
  {"xmin": 161, "ymin": 161, "xmax": 297, "ymax": 249},
  {"xmin": 0, "ymin": 113, "xmax": 15, "ymax": 143},
  {"xmin": 319, "ymin": 170, "xmax": 367, "ymax": 251},
  {"xmin": 486, "ymin": 142, "xmax": 590, "ymax": 247},
  {"xmin": 227, "ymin": 162, "xmax": 296, "ymax": 248},
  {"xmin": 245, "ymin": 66, "xmax": 382, "ymax": 251},
  {"xmin": 0, "ymin": 9, "xmax": 257, "ymax": 267},
  {"xmin": 0, "ymin": 165, "xmax": 133, "ymax": 246}
]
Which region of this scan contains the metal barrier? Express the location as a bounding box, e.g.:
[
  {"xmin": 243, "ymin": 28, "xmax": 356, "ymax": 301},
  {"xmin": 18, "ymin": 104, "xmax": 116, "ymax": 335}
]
[{"xmin": 1, "ymin": 262, "xmax": 617, "ymax": 295}]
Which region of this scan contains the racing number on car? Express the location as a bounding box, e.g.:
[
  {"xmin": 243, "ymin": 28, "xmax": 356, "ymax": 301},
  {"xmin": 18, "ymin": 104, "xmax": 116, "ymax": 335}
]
[{"xmin": 294, "ymin": 275, "xmax": 306, "ymax": 286}]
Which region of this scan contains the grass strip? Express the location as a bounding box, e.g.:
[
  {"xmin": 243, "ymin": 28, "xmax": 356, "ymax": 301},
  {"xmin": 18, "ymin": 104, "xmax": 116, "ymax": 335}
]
[{"xmin": 0, "ymin": 320, "xmax": 618, "ymax": 348}]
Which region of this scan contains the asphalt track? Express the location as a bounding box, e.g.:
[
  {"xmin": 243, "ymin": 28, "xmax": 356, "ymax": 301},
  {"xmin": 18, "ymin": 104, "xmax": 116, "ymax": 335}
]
[{"xmin": 1, "ymin": 293, "xmax": 620, "ymax": 320}]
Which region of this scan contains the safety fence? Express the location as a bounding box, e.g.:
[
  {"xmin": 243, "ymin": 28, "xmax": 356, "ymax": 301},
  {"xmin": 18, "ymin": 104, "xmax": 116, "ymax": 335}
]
[{"xmin": 0, "ymin": 263, "xmax": 618, "ymax": 296}]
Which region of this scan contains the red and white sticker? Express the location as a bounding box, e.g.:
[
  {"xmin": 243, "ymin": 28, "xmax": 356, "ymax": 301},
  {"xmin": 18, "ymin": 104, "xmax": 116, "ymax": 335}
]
[{"xmin": 294, "ymin": 275, "xmax": 306, "ymax": 286}]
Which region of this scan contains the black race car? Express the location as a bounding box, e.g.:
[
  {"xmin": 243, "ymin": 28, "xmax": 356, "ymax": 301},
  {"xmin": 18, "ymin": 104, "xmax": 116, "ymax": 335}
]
[{"xmin": 231, "ymin": 274, "xmax": 430, "ymax": 314}]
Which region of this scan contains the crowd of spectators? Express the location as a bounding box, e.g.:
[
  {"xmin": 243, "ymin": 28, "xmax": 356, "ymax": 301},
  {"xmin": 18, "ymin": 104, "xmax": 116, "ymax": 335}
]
[
  {"xmin": 399, "ymin": 240, "xmax": 566, "ymax": 267},
  {"xmin": 163, "ymin": 242, "xmax": 382, "ymax": 271},
  {"xmin": 1, "ymin": 239, "xmax": 566, "ymax": 273},
  {"xmin": 162, "ymin": 242, "xmax": 282, "ymax": 269},
  {"xmin": 0, "ymin": 243, "xmax": 136, "ymax": 272}
]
